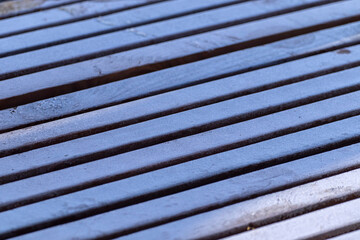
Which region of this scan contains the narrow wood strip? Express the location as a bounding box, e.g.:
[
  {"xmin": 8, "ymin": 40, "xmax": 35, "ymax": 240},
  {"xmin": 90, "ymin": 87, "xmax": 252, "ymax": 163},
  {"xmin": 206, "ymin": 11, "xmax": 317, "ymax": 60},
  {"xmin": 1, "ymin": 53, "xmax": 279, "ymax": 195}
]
[
  {"xmin": 2, "ymin": 66, "xmax": 360, "ymax": 184},
  {"xmin": 1, "ymin": 45, "xmax": 360, "ymax": 157},
  {"xmin": 0, "ymin": 0, "xmax": 241, "ymax": 57},
  {"xmin": 2, "ymin": 87, "xmax": 360, "ymax": 212},
  {"xmin": 0, "ymin": 0, "xmax": 351, "ymax": 80},
  {"xmin": 119, "ymin": 168, "xmax": 360, "ymax": 240},
  {"xmin": 2, "ymin": 20, "xmax": 360, "ymax": 133},
  {"xmin": 7, "ymin": 140, "xmax": 360, "ymax": 240},
  {"xmin": 0, "ymin": 0, "xmax": 157, "ymax": 37},
  {"xmin": 2, "ymin": 1, "xmax": 358, "ymax": 239},
  {"xmin": 223, "ymin": 196, "xmax": 360, "ymax": 239}
]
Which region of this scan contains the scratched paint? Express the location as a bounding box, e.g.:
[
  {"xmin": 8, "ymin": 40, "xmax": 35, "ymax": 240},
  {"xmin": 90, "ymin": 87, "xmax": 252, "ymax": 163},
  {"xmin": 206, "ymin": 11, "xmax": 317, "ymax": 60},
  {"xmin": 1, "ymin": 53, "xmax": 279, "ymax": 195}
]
[{"xmin": 0, "ymin": 0, "xmax": 45, "ymax": 15}]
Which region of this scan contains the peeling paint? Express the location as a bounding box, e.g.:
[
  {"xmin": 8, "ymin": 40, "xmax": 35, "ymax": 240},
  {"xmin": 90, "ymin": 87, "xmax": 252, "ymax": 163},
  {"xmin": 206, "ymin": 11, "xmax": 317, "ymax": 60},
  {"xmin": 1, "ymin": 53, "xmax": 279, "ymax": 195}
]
[{"xmin": 0, "ymin": 0, "xmax": 45, "ymax": 15}]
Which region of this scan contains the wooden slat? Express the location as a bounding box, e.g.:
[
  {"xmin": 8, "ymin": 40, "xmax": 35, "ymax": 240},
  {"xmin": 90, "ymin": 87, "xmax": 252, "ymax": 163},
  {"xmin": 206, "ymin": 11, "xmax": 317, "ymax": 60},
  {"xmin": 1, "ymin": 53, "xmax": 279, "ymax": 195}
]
[
  {"xmin": 2, "ymin": 65, "xmax": 360, "ymax": 184},
  {"xmin": 7, "ymin": 140, "xmax": 360, "ymax": 240},
  {"xmin": 2, "ymin": 20, "xmax": 360, "ymax": 133},
  {"xmin": 0, "ymin": 0, "xmax": 240, "ymax": 57},
  {"xmin": 0, "ymin": 0, "xmax": 155, "ymax": 37},
  {"xmin": 0, "ymin": 0, "xmax": 339, "ymax": 80},
  {"xmin": 223, "ymin": 195, "xmax": 360, "ymax": 239},
  {"xmin": 2, "ymin": 84, "xmax": 360, "ymax": 211},
  {"xmin": 119, "ymin": 168, "xmax": 360, "ymax": 240},
  {"xmin": 2, "ymin": 1, "xmax": 360, "ymax": 239},
  {"xmin": 2, "ymin": 104, "xmax": 360, "ymax": 237},
  {"xmin": 1, "ymin": 44, "xmax": 360, "ymax": 157}
]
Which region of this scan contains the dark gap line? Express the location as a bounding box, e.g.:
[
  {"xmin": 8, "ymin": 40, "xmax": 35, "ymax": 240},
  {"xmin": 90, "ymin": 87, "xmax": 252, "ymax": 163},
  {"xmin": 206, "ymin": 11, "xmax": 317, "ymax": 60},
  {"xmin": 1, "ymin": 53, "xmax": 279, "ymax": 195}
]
[
  {"xmin": 0, "ymin": 0, "xmax": 251, "ymax": 58},
  {"xmin": 0, "ymin": 0, "xmax": 343, "ymax": 81},
  {"xmin": 4, "ymin": 116, "xmax": 360, "ymax": 239},
  {"xmin": 0, "ymin": 0, "xmax": 84, "ymax": 20},
  {"xmin": 1, "ymin": 0, "xmax": 358, "ymax": 239},
  {"xmin": 200, "ymin": 186, "xmax": 360, "ymax": 239},
  {"xmin": 1, "ymin": 11, "xmax": 359, "ymax": 137},
  {"xmin": 2, "ymin": 86, "xmax": 360, "ymax": 213},
  {"xmin": 3, "ymin": 77, "xmax": 360, "ymax": 186},
  {"xmin": 0, "ymin": 0, "xmax": 167, "ymax": 38},
  {"xmin": 306, "ymin": 222, "xmax": 360, "ymax": 240},
  {"xmin": 2, "ymin": 55, "xmax": 360, "ymax": 158},
  {"xmin": 98, "ymin": 138, "xmax": 360, "ymax": 240}
]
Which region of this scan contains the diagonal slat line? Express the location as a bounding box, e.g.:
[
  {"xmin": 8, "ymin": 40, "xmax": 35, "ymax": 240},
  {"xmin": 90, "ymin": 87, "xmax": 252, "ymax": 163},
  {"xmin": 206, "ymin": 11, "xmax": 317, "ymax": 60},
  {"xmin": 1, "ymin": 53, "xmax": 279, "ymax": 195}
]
[
  {"xmin": 0, "ymin": 0, "xmax": 346, "ymax": 81},
  {"xmin": 204, "ymin": 194, "xmax": 360, "ymax": 240},
  {"xmin": 2, "ymin": 45, "xmax": 360, "ymax": 158},
  {"xmin": 2, "ymin": 1, "xmax": 360, "ymax": 239},
  {"xmin": 8, "ymin": 133, "xmax": 360, "ymax": 240},
  {"xmin": 3, "ymin": 108, "xmax": 360, "ymax": 238},
  {"xmin": 3, "ymin": 67, "xmax": 360, "ymax": 186},
  {"xmin": 3, "ymin": 85, "xmax": 360, "ymax": 211},
  {"xmin": 2, "ymin": 20, "xmax": 360, "ymax": 135},
  {"xmin": 0, "ymin": 0, "xmax": 167, "ymax": 38},
  {"xmin": 119, "ymin": 165, "xmax": 360, "ymax": 240},
  {"xmin": 0, "ymin": 0, "xmax": 251, "ymax": 58},
  {"xmin": 0, "ymin": 0, "xmax": 357, "ymax": 126}
]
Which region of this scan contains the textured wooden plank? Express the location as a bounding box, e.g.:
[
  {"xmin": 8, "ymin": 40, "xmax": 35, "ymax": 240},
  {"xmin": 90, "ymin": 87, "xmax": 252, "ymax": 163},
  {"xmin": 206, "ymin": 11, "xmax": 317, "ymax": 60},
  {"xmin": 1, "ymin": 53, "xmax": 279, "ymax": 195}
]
[
  {"xmin": 0, "ymin": 0, "xmax": 156, "ymax": 37},
  {"xmin": 0, "ymin": 0, "xmax": 240, "ymax": 57},
  {"xmin": 2, "ymin": 20, "xmax": 360, "ymax": 133},
  {"xmin": 0, "ymin": 0, "xmax": 339, "ymax": 80},
  {"xmin": 2, "ymin": 85, "xmax": 360, "ymax": 211},
  {"xmin": 9, "ymin": 140, "xmax": 360, "ymax": 240},
  {"xmin": 119, "ymin": 168, "xmax": 360, "ymax": 240},
  {"xmin": 2, "ymin": 104, "xmax": 360, "ymax": 237},
  {"xmin": 224, "ymin": 196, "xmax": 360, "ymax": 239},
  {"xmin": 2, "ymin": 44, "xmax": 359, "ymax": 157},
  {"xmin": 1, "ymin": 66, "xmax": 360, "ymax": 184},
  {"xmin": 2, "ymin": 0, "xmax": 360, "ymax": 239}
]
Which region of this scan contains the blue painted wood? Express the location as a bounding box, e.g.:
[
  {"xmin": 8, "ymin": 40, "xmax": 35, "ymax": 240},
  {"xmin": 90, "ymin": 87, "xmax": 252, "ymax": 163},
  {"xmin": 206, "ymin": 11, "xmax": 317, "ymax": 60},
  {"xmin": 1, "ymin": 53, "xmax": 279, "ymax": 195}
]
[
  {"xmin": 2, "ymin": 19, "xmax": 360, "ymax": 133},
  {"xmin": 1, "ymin": 97, "xmax": 360, "ymax": 236},
  {"xmin": 0, "ymin": 0, "xmax": 155, "ymax": 37},
  {"xmin": 0, "ymin": 0, "xmax": 345, "ymax": 80},
  {"xmin": 1, "ymin": 44, "xmax": 360, "ymax": 157},
  {"xmin": 8, "ymin": 136, "xmax": 360, "ymax": 239},
  {"xmin": 2, "ymin": 0, "xmax": 360, "ymax": 239},
  {"xmin": 2, "ymin": 65, "xmax": 360, "ymax": 185},
  {"xmin": 2, "ymin": 81, "xmax": 360, "ymax": 214},
  {"xmin": 0, "ymin": 0, "xmax": 240, "ymax": 57},
  {"xmin": 119, "ymin": 168, "xmax": 360, "ymax": 240},
  {"xmin": 224, "ymin": 195, "xmax": 360, "ymax": 240}
]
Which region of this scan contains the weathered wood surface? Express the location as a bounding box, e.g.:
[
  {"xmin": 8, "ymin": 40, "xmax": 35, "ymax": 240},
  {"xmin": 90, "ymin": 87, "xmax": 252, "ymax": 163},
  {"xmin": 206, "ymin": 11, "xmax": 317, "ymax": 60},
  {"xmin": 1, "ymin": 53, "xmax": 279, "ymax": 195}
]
[
  {"xmin": 1, "ymin": 0, "xmax": 340, "ymax": 80},
  {"xmin": 2, "ymin": 103, "xmax": 360, "ymax": 237},
  {"xmin": 0, "ymin": 0, "xmax": 156, "ymax": 37},
  {"xmin": 2, "ymin": 20, "xmax": 360, "ymax": 133},
  {"xmin": 223, "ymin": 191, "xmax": 360, "ymax": 240},
  {"xmin": 1, "ymin": 44, "xmax": 360, "ymax": 157},
  {"xmin": 2, "ymin": 0, "xmax": 360, "ymax": 239},
  {"xmin": 119, "ymin": 166, "xmax": 360, "ymax": 240},
  {"xmin": 0, "ymin": 0, "xmax": 80, "ymax": 19},
  {"xmin": 8, "ymin": 140, "xmax": 360, "ymax": 239},
  {"xmin": 3, "ymin": 65, "xmax": 360, "ymax": 184},
  {"xmin": 0, "ymin": 0, "xmax": 240, "ymax": 57}
]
